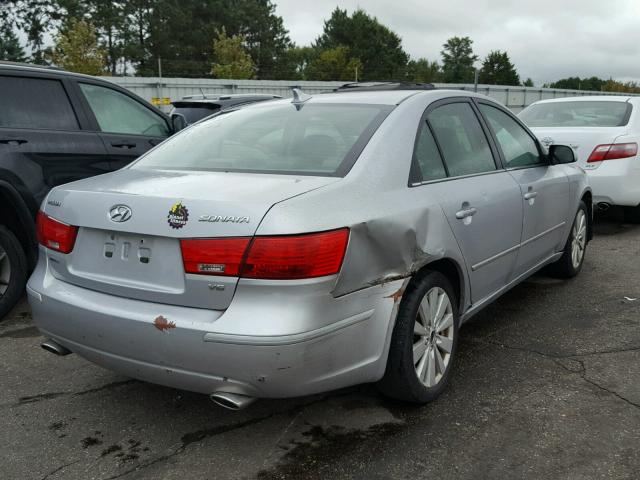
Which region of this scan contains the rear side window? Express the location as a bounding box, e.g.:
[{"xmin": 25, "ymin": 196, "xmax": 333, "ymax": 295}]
[
  {"xmin": 0, "ymin": 76, "xmax": 78, "ymax": 130},
  {"xmin": 80, "ymin": 83, "xmax": 169, "ymax": 137},
  {"xmin": 428, "ymin": 103, "xmax": 496, "ymax": 177},
  {"xmin": 519, "ymin": 101, "xmax": 631, "ymax": 127},
  {"xmin": 133, "ymin": 103, "xmax": 391, "ymax": 176},
  {"xmin": 414, "ymin": 121, "xmax": 447, "ymax": 182},
  {"xmin": 479, "ymin": 104, "xmax": 542, "ymax": 168}
]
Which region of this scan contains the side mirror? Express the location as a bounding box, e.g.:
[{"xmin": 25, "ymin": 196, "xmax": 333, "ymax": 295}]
[
  {"xmin": 170, "ymin": 113, "xmax": 188, "ymax": 133},
  {"xmin": 549, "ymin": 144, "xmax": 576, "ymax": 164}
]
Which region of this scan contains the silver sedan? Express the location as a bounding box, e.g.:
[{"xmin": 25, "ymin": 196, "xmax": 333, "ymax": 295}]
[{"xmin": 28, "ymin": 85, "xmax": 592, "ymax": 409}]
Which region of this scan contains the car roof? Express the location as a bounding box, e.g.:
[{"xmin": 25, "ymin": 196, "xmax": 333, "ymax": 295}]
[
  {"xmin": 532, "ymin": 95, "xmax": 634, "ymax": 105},
  {"xmin": 296, "ymin": 89, "xmax": 450, "ymax": 106}
]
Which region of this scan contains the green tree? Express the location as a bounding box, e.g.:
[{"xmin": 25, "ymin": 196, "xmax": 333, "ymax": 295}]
[
  {"xmin": 406, "ymin": 58, "xmax": 441, "ymax": 83},
  {"xmin": 314, "ymin": 8, "xmax": 409, "ymax": 81},
  {"xmin": 478, "ymin": 50, "xmax": 520, "ymax": 86},
  {"xmin": 211, "ymin": 28, "xmax": 254, "ymax": 79},
  {"xmin": 549, "ymin": 76, "xmax": 605, "ymax": 91},
  {"xmin": 523, "ymin": 78, "xmax": 534, "ymax": 87},
  {"xmin": 0, "ymin": 21, "xmax": 27, "ymax": 62},
  {"xmin": 305, "ymin": 46, "xmax": 361, "ymax": 81},
  {"xmin": 441, "ymin": 36, "xmax": 478, "ymax": 83},
  {"xmin": 277, "ymin": 45, "xmax": 315, "ymax": 80},
  {"xmin": 49, "ymin": 19, "xmax": 106, "ymax": 74}
]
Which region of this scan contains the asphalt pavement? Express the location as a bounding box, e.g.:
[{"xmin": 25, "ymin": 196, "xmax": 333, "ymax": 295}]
[{"xmin": 2, "ymin": 211, "xmax": 640, "ymax": 480}]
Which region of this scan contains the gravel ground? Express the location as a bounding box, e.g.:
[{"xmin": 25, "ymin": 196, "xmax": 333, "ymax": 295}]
[{"xmin": 2, "ymin": 212, "xmax": 640, "ymax": 480}]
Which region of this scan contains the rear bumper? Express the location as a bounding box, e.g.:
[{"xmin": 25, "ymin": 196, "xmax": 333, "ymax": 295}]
[
  {"xmin": 586, "ymin": 159, "xmax": 640, "ymax": 207},
  {"xmin": 27, "ymin": 257, "xmax": 402, "ymax": 399}
]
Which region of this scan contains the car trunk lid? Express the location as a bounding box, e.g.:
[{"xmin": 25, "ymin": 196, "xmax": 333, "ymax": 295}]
[
  {"xmin": 530, "ymin": 127, "xmax": 628, "ymax": 170},
  {"xmin": 44, "ymin": 169, "xmax": 338, "ymax": 310}
]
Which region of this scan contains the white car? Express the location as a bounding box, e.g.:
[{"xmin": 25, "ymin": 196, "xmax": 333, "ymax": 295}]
[{"xmin": 519, "ymin": 96, "xmax": 640, "ymax": 219}]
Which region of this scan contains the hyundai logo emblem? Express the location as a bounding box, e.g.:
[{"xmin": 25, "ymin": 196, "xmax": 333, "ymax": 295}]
[{"xmin": 109, "ymin": 205, "xmax": 132, "ymax": 223}]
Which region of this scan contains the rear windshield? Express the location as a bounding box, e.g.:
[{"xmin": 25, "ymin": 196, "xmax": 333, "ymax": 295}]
[
  {"xmin": 133, "ymin": 102, "xmax": 392, "ymax": 176},
  {"xmin": 172, "ymin": 106, "xmax": 220, "ymax": 124},
  {"xmin": 520, "ymin": 101, "xmax": 631, "ymax": 127}
]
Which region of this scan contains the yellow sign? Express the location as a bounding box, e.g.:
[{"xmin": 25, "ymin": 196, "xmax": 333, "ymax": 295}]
[{"xmin": 151, "ymin": 97, "xmax": 171, "ymax": 106}]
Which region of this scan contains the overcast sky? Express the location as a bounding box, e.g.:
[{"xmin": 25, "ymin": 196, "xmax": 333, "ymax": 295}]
[{"xmin": 274, "ymin": 0, "xmax": 640, "ymax": 85}]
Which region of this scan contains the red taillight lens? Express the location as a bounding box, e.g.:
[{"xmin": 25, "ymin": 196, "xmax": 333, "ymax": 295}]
[
  {"xmin": 36, "ymin": 211, "xmax": 78, "ymax": 254},
  {"xmin": 242, "ymin": 229, "xmax": 349, "ymax": 280},
  {"xmin": 180, "ymin": 228, "xmax": 349, "ymax": 280},
  {"xmin": 180, "ymin": 238, "xmax": 251, "ymax": 276},
  {"xmin": 587, "ymin": 143, "xmax": 638, "ymax": 163}
]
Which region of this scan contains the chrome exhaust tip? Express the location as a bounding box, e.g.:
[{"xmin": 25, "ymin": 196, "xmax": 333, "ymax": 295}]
[
  {"xmin": 597, "ymin": 202, "xmax": 611, "ymax": 211},
  {"xmin": 41, "ymin": 339, "xmax": 71, "ymax": 356},
  {"xmin": 210, "ymin": 392, "xmax": 257, "ymax": 410}
]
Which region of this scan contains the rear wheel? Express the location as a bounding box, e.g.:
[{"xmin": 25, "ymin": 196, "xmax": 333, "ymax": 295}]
[
  {"xmin": 0, "ymin": 226, "xmax": 28, "ymax": 320},
  {"xmin": 377, "ymin": 271, "xmax": 459, "ymax": 403},
  {"xmin": 548, "ymin": 201, "xmax": 588, "ymax": 278}
]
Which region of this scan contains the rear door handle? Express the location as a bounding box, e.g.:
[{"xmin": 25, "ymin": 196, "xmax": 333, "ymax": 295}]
[
  {"xmin": 111, "ymin": 141, "xmax": 137, "ymax": 149},
  {"xmin": 524, "ymin": 191, "xmax": 538, "ymax": 200},
  {"xmin": 0, "ymin": 139, "xmax": 27, "ymax": 145},
  {"xmin": 455, "ymin": 207, "xmax": 477, "ymax": 219}
]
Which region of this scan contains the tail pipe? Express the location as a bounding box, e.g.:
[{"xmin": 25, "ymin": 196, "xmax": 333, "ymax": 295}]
[
  {"xmin": 597, "ymin": 202, "xmax": 611, "ymax": 211},
  {"xmin": 41, "ymin": 339, "xmax": 72, "ymax": 356},
  {"xmin": 210, "ymin": 392, "xmax": 257, "ymax": 410}
]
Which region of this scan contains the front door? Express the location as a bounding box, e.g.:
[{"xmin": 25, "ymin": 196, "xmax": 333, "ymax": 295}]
[
  {"xmin": 76, "ymin": 82, "xmax": 171, "ymax": 170},
  {"xmin": 477, "ymin": 102, "xmax": 570, "ymax": 278}
]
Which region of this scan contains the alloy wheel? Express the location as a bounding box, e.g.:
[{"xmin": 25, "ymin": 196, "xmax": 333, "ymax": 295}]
[
  {"xmin": 0, "ymin": 245, "xmax": 10, "ymax": 296},
  {"xmin": 571, "ymin": 209, "xmax": 587, "ymax": 269},
  {"xmin": 412, "ymin": 287, "xmax": 454, "ymax": 388}
]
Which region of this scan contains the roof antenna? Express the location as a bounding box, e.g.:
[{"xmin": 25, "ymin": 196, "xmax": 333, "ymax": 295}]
[
  {"xmin": 199, "ymin": 87, "xmax": 206, "ymax": 99},
  {"xmin": 291, "ymin": 87, "xmax": 312, "ymax": 110}
]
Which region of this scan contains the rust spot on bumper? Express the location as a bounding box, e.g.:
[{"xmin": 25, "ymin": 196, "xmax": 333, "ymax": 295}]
[{"xmin": 154, "ymin": 315, "xmax": 176, "ymax": 332}]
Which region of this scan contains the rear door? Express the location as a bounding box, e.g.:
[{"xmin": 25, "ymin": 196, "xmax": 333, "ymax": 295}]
[
  {"xmin": 425, "ymin": 99, "xmax": 523, "ymax": 304},
  {"xmin": 478, "ymin": 101, "xmax": 570, "ymax": 277},
  {"xmin": 0, "ymin": 72, "xmax": 108, "ymax": 206},
  {"xmin": 74, "ymin": 81, "xmax": 171, "ymax": 170}
]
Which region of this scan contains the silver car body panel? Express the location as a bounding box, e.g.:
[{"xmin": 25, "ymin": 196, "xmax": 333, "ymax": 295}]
[{"xmin": 28, "ymin": 89, "xmax": 591, "ymax": 399}]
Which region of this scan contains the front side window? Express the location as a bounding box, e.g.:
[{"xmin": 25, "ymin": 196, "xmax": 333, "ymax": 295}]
[
  {"xmin": 427, "ymin": 103, "xmax": 496, "ymax": 177},
  {"xmin": 0, "ymin": 76, "xmax": 78, "ymax": 130},
  {"xmin": 80, "ymin": 83, "xmax": 169, "ymax": 137},
  {"xmin": 519, "ymin": 101, "xmax": 631, "ymax": 127},
  {"xmin": 480, "ymin": 104, "xmax": 542, "ymax": 168},
  {"xmin": 132, "ymin": 102, "xmax": 391, "ymax": 176}
]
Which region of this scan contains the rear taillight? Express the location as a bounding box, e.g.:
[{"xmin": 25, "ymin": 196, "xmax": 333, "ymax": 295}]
[
  {"xmin": 180, "ymin": 228, "xmax": 349, "ymax": 280},
  {"xmin": 36, "ymin": 211, "xmax": 78, "ymax": 254},
  {"xmin": 242, "ymin": 229, "xmax": 350, "ymax": 280},
  {"xmin": 587, "ymin": 143, "xmax": 638, "ymax": 163},
  {"xmin": 180, "ymin": 237, "xmax": 251, "ymax": 276}
]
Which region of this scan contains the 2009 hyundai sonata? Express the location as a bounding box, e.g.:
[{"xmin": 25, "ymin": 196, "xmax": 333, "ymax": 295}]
[{"xmin": 28, "ymin": 84, "xmax": 592, "ymax": 409}]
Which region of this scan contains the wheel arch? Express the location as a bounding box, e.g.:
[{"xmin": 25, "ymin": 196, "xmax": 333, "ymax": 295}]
[{"xmin": 409, "ymin": 257, "xmax": 465, "ymax": 314}]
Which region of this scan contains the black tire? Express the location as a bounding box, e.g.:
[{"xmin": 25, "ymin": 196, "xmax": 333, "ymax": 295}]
[
  {"xmin": 0, "ymin": 226, "xmax": 28, "ymax": 320},
  {"xmin": 377, "ymin": 271, "xmax": 459, "ymax": 403},
  {"xmin": 547, "ymin": 201, "xmax": 588, "ymax": 279}
]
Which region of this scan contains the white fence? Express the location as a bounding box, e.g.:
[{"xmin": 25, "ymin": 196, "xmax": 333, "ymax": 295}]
[{"xmin": 100, "ymin": 76, "xmax": 637, "ymax": 113}]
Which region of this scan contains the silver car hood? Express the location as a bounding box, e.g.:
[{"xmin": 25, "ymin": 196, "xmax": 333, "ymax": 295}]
[{"xmin": 45, "ymin": 168, "xmax": 339, "ymax": 237}]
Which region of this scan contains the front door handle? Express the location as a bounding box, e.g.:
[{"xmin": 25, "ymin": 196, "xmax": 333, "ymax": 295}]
[
  {"xmin": 111, "ymin": 141, "xmax": 137, "ymax": 149},
  {"xmin": 455, "ymin": 207, "xmax": 478, "ymax": 219},
  {"xmin": 524, "ymin": 191, "xmax": 538, "ymax": 200},
  {"xmin": 0, "ymin": 138, "xmax": 28, "ymax": 145}
]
